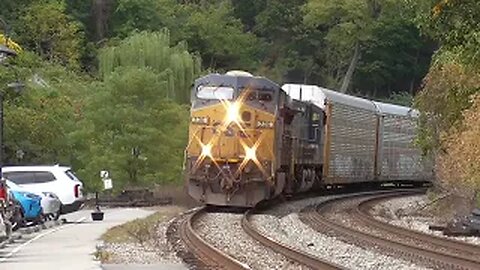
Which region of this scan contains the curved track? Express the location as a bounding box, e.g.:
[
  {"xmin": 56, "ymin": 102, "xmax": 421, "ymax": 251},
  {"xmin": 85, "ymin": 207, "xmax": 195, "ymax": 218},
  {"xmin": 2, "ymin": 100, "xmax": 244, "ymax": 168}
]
[
  {"xmin": 180, "ymin": 205, "xmax": 343, "ymax": 269},
  {"xmin": 179, "ymin": 207, "xmax": 248, "ymax": 270},
  {"xmin": 300, "ymin": 190, "xmax": 480, "ymax": 270},
  {"xmin": 356, "ymin": 193, "xmax": 480, "ymax": 260},
  {"xmin": 242, "ymin": 208, "xmax": 342, "ymax": 270}
]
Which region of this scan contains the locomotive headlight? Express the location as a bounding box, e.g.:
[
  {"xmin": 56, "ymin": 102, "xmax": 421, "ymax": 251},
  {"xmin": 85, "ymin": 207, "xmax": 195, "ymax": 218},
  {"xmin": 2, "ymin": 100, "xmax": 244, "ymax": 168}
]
[
  {"xmin": 201, "ymin": 143, "xmax": 212, "ymax": 158},
  {"xmin": 226, "ymin": 102, "xmax": 240, "ymax": 124},
  {"xmin": 191, "ymin": 116, "xmax": 209, "ymax": 125},
  {"xmin": 256, "ymin": 120, "xmax": 274, "ymax": 129},
  {"xmin": 245, "ymin": 147, "xmax": 256, "ymax": 161}
]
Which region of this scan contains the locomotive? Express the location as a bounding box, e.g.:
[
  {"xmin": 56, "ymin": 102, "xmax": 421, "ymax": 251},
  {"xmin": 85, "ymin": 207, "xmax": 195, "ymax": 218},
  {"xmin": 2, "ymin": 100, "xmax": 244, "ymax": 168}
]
[{"xmin": 184, "ymin": 71, "xmax": 433, "ymax": 207}]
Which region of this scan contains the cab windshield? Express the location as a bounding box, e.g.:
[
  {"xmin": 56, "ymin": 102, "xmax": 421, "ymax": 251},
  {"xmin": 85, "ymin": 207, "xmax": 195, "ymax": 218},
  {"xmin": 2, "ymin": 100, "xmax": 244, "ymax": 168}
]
[{"xmin": 197, "ymin": 85, "xmax": 234, "ymax": 100}]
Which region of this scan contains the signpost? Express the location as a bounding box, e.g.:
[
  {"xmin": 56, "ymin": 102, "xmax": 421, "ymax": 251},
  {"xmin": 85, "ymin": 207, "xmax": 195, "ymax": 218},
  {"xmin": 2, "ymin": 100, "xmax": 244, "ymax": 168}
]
[{"xmin": 91, "ymin": 170, "xmax": 113, "ymax": 221}]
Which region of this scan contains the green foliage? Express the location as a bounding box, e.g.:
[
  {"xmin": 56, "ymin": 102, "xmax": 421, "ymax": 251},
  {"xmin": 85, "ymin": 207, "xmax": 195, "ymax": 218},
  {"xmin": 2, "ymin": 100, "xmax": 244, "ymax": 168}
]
[
  {"xmin": 98, "ymin": 30, "xmax": 201, "ymax": 104},
  {"xmin": 0, "ymin": 51, "xmax": 90, "ymax": 166},
  {"xmin": 380, "ymin": 92, "xmax": 414, "ymax": 107},
  {"xmin": 179, "ymin": 1, "xmax": 260, "ymax": 70},
  {"xmin": 109, "ymin": 0, "xmax": 177, "ymax": 38},
  {"xmin": 354, "ymin": 15, "xmax": 433, "ymax": 97},
  {"xmin": 76, "ymin": 67, "xmax": 189, "ymax": 190},
  {"xmin": 414, "ymin": 60, "xmax": 480, "ymax": 154},
  {"xmin": 412, "ymin": 0, "xmax": 480, "ymax": 156},
  {"xmin": 414, "ymin": 0, "xmax": 480, "ymax": 67},
  {"xmin": 304, "ymin": 0, "xmax": 432, "ymax": 95},
  {"xmin": 106, "ymin": 0, "xmax": 259, "ymax": 71},
  {"xmin": 16, "ymin": 0, "xmax": 85, "ymax": 68}
]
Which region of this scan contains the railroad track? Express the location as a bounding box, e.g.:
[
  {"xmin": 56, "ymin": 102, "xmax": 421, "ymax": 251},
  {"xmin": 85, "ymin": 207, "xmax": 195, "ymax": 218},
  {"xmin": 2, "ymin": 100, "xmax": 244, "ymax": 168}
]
[
  {"xmin": 356, "ymin": 193, "xmax": 480, "ymax": 260},
  {"xmin": 300, "ymin": 190, "xmax": 480, "ymax": 270},
  {"xmin": 178, "ymin": 207, "xmax": 248, "ymax": 270},
  {"xmin": 242, "ymin": 208, "xmax": 342, "ymax": 270},
  {"xmin": 179, "ymin": 205, "xmax": 342, "ymax": 269}
]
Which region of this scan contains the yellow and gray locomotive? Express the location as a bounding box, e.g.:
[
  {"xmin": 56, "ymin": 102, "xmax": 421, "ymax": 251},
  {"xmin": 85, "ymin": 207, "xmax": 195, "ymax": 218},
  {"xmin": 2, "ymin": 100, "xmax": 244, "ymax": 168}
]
[{"xmin": 185, "ymin": 71, "xmax": 432, "ymax": 207}]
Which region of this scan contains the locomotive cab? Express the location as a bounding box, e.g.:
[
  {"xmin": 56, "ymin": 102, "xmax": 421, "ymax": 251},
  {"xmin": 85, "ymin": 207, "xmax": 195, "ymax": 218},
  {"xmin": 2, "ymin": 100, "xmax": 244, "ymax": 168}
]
[{"xmin": 185, "ymin": 71, "xmax": 287, "ymax": 207}]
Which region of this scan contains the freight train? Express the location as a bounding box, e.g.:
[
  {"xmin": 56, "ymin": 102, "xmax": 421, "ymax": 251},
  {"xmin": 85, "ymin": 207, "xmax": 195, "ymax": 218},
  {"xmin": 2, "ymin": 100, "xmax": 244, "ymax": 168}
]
[{"xmin": 184, "ymin": 71, "xmax": 433, "ymax": 207}]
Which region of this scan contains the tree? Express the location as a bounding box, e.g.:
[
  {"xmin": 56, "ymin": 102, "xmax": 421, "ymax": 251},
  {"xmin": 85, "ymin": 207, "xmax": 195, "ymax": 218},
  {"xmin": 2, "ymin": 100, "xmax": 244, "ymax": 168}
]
[
  {"xmin": 413, "ymin": 0, "xmax": 480, "ymax": 155},
  {"xmin": 304, "ymin": 0, "xmax": 432, "ymax": 94},
  {"xmin": 305, "ymin": 0, "xmax": 377, "ymax": 92},
  {"xmin": 253, "ymin": 0, "xmax": 311, "ymax": 83},
  {"xmin": 75, "ymin": 67, "xmax": 189, "ymax": 190},
  {"xmin": 17, "ymin": 1, "xmax": 84, "ymax": 68},
  {"xmin": 412, "ymin": 0, "xmax": 480, "ymax": 205},
  {"xmin": 0, "ymin": 51, "xmax": 90, "ymax": 166},
  {"xmin": 232, "ymin": 0, "xmax": 267, "ymax": 31},
  {"xmin": 98, "ymin": 30, "xmax": 201, "ymax": 104},
  {"xmin": 179, "ymin": 1, "xmax": 260, "ymax": 70},
  {"xmin": 415, "ymin": 0, "xmax": 480, "ymax": 67},
  {"xmin": 438, "ymin": 94, "xmax": 480, "ymax": 207},
  {"xmin": 353, "ymin": 15, "xmax": 433, "ymax": 97},
  {"xmin": 109, "ymin": 0, "xmax": 177, "ymax": 39}
]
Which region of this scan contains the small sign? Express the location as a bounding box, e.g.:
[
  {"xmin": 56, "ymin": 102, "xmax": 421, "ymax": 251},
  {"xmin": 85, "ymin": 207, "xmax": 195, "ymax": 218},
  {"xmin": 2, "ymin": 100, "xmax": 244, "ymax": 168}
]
[
  {"xmin": 100, "ymin": 170, "xmax": 109, "ymax": 179},
  {"xmin": 103, "ymin": 178, "xmax": 113, "ymax": 190}
]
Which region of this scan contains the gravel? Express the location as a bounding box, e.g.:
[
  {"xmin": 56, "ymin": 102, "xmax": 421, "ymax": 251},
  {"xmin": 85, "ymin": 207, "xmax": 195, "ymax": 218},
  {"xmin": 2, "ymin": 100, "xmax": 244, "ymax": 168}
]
[
  {"xmin": 99, "ymin": 207, "xmax": 186, "ymax": 265},
  {"xmin": 251, "ymin": 195, "xmax": 429, "ymax": 270},
  {"xmin": 194, "ymin": 212, "xmax": 306, "ymax": 270},
  {"xmin": 372, "ymin": 195, "xmax": 480, "ymax": 246}
]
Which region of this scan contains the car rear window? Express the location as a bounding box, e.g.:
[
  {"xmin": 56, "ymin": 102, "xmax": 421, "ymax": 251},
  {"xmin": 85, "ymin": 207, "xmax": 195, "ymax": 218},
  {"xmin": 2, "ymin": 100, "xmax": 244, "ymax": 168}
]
[
  {"xmin": 65, "ymin": 170, "xmax": 80, "ymax": 181},
  {"xmin": 4, "ymin": 172, "xmax": 36, "ymax": 185},
  {"xmin": 4, "ymin": 171, "xmax": 56, "ymax": 184},
  {"xmin": 35, "ymin": 172, "xmax": 56, "ymax": 183}
]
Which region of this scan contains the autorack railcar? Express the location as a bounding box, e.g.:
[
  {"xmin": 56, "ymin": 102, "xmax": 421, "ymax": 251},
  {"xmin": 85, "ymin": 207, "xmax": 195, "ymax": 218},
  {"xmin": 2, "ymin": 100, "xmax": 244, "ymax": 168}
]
[{"xmin": 184, "ymin": 71, "xmax": 432, "ymax": 207}]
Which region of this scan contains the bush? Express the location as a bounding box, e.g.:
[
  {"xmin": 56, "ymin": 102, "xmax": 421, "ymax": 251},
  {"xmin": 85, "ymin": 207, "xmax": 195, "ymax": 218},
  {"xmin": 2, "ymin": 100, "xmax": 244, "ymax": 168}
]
[{"xmin": 437, "ymin": 94, "xmax": 480, "ymax": 207}]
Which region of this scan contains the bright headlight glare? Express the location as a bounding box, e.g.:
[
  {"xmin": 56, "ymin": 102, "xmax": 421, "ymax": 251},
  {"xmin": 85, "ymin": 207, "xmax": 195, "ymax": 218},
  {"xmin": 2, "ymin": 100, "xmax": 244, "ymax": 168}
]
[
  {"xmin": 227, "ymin": 102, "xmax": 240, "ymax": 123},
  {"xmin": 201, "ymin": 144, "xmax": 212, "ymax": 157},
  {"xmin": 245, "ymin": 147, "xmax": 256, "ymax": 161},
  {"xmin": 256, "ymin": 120, "xmax": 274, "ymax": 128},
  {"xmin": 191, "ymin": 116, "xmax": 209, "ymax": 125}
]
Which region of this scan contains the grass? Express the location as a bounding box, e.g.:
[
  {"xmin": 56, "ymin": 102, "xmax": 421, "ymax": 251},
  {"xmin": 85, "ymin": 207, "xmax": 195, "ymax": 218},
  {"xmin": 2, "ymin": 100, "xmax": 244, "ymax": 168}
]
[
  {"xmin": 101, "ymin": 206, "xmax": 184, "ymax": 244},
  {"xmin": 93, "ymin": 249, "xmax": 112, "ymax": 262}
]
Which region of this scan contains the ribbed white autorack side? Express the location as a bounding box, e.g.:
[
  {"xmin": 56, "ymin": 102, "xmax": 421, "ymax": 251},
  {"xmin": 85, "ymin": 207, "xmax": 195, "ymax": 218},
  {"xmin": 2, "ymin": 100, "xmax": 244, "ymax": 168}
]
[
  {"xmin": 281, "ymin": 84, "xmax": 432, "ymax": 184},
  {"xmin": 282, "ymin": 84, "xmax": 378, "ymax": 184},
  {"xmin": 373, "ymin": 101, "xmax": 431, "ymax": 181}
]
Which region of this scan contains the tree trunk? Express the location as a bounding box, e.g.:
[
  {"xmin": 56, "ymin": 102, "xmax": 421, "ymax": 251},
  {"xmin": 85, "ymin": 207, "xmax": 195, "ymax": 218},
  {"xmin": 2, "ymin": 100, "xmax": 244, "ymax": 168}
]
[
  {"xmin": 340, "ymin": 42, "xmax": 361, "ymax": 93},
  {"xmin": 409, "ymin": 47, "xmax": 421, "ymax": 95},
  {"xmin": 303, "ymin": 60, "xmax": 314, "ymax": 84},
  {"xmin": 91, "ymin": 0, "xmax": 112, "ymax": 41}
]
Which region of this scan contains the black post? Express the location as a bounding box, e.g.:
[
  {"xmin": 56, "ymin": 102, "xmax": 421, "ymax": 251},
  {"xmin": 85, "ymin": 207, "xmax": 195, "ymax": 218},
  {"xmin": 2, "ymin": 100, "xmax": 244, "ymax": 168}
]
[{"xmin": 95, "ymin": 191, "xmax": 99, "ymax": 210}]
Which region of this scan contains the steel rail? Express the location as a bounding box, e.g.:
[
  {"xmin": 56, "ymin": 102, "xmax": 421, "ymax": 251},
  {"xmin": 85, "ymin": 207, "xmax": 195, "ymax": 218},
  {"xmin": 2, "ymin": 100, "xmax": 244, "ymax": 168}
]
[
  {"xmin": 300, "ymin": 190, "xmax": 480, "ymax": 270},
  {"xmin": 355, "ymin": 193, "xmax": 480, "ymax": 260},
  {"xmin": 179, "ymin": 207, "xmax": 249, "ymax": 270},
  {"xmin": 242, "ymin": 208, "xmax": 343, "ymax": 270}
]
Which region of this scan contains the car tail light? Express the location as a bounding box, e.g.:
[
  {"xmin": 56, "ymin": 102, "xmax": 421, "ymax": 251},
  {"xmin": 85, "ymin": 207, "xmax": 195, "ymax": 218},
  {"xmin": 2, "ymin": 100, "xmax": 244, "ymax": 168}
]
[
  {"xmin": 0, "ymin": 184, "xmax": 6, "ymax": 201},
  {"xmin": 74, "ymin": 184, "xmax": 80, "ymax": 198}
]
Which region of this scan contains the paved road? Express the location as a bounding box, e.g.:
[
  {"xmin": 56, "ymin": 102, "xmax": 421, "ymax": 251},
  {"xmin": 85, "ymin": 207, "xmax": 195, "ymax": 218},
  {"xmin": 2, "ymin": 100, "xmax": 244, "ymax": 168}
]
[{"xmin": 0, "ymin": 208, "xmax": 161, "ymax": 270}]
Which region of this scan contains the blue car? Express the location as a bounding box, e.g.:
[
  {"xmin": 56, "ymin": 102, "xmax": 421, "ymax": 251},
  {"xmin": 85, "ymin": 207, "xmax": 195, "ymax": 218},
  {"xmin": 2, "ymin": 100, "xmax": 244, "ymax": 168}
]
[{"xmin": 9, "ymin": 190, "xmax": 43, "ymax": 222}]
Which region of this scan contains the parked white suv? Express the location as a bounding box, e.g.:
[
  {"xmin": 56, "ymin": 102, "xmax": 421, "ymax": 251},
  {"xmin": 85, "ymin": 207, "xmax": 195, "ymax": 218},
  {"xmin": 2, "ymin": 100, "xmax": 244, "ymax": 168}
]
[{"xmin": 3, "ymin": 165, "xmax": 85, "ymax": 214}]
